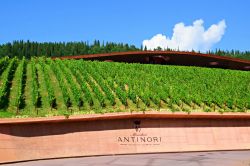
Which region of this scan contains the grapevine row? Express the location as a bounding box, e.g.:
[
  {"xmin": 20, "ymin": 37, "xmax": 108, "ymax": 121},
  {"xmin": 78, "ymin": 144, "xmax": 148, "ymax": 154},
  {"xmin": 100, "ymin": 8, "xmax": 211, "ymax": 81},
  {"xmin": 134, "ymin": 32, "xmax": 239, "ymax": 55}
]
[
  {"xmin": 0, "ymin": 57, "xmax": 9, "ymax": 75},
  {"xmin": 0, "ymin": 58, "xmax": 16, "ymax": 108},
  {"xmin": 79, "ymin": 62, "xmax": 106, "ymax": 107},
  {"xmin": 89, "ymin": 62, "xmax": 128, "ymax": 106},
  {"xmin": 31, "ymin": 58, "xmax": 40, "ymax": 109},
  {"xmin": 47, "ymin": 59, "xmax": 71, "ymax": 108},
  {"xmin": 39, "ymin": 58, "xmax": 56, "ymax": 108},
  {"xmin": 84, "ymin": 63, "xmax": 116, "ymax": 106},
  {"xmin": 14, "ymin": 57, "xmax": 26, "ymax": 111},
  {"xmin": 65, "ymin": 60, "xmax": 94, "ymax": 106},
  {"xmin": 56, "ymin": 60, "xmax": 83, "ymax": 108}
]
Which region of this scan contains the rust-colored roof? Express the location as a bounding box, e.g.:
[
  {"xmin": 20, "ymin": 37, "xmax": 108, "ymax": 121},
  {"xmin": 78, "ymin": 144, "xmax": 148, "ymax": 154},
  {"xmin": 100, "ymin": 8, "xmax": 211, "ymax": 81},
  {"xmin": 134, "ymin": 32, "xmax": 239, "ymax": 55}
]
[
  {"xmin": 53, "ymin": 51, "xmax": 249, "ymax": 63},
  {"xmin": 52, "ymin": 51, "xmax": 250, "ymax": 71}
]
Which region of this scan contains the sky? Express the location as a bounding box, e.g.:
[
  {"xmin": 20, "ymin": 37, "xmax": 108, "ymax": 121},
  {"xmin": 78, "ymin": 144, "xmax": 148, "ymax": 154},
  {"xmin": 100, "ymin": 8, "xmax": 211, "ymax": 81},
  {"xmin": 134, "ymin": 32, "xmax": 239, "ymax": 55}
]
[{"xmin": 0, "ymin": 0, "xmax": 250, "ymax": 51}]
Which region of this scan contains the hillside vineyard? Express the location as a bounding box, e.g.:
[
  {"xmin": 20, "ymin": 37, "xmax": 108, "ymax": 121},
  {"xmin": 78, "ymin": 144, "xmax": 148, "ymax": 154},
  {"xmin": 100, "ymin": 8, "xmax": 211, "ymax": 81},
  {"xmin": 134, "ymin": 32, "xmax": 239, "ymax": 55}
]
[{"xmin": 0, "ymin": 57, "xmax": 249, "ymax": 117}]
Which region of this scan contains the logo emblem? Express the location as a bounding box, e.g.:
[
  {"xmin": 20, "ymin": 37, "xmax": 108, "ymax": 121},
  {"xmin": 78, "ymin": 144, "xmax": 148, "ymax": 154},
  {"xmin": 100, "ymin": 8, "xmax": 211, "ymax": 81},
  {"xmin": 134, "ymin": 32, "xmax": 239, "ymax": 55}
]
[{"xmin": 134, "ymin": 120, "xmax": 141, "ymax": 132}]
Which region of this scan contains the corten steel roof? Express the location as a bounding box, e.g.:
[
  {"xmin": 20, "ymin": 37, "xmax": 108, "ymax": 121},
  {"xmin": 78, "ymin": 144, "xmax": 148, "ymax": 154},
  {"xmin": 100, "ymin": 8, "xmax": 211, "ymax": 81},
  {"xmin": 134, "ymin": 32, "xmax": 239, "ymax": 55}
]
[{"xmin": 52, "ymin": 51, "xmax": 250, "ymax": 71}]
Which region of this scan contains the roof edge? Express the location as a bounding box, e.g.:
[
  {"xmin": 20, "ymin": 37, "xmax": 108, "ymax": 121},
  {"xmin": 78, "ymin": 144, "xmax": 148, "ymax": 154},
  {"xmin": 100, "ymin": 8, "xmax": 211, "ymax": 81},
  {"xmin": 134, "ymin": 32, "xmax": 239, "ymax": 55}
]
[{"xmin": 1, "ymin": 111, "xmax": 250, "ymax": 124}]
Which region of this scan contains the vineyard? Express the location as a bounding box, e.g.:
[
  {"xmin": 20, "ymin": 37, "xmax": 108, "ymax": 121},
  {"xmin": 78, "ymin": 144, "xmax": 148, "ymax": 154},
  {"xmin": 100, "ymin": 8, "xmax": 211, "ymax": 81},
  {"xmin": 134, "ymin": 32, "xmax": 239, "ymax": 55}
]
[{"xmin": 0, "ymin": 57, "xmax": 249, "ymax": 118}]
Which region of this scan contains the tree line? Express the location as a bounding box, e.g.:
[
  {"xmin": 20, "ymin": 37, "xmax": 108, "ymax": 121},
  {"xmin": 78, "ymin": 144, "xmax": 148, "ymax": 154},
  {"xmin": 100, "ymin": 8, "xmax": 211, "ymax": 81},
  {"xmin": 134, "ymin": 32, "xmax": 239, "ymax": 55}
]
[
  {"xmin": 0, "ymin": 40, "xmax": 249, "ymax": 60},
  {"xmin": 0, "ymin": 40, "xmax": 139, "ymax": 59}
]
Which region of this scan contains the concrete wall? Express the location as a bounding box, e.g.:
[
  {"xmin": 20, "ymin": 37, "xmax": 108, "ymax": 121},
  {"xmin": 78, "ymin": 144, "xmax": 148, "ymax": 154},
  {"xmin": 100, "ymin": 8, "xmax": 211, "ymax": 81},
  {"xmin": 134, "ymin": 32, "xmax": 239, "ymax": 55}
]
[{"xmin": 1, "ymin": 112, "xmax": 250, "ymax": 163}]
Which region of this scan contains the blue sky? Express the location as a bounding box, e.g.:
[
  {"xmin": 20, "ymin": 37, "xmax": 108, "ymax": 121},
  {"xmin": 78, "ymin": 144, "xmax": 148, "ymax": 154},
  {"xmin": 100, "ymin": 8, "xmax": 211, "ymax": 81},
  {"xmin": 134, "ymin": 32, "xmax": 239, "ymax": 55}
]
[{"xmin": 0, "ymin": 0, "xmax": 249, "ymax": 51}]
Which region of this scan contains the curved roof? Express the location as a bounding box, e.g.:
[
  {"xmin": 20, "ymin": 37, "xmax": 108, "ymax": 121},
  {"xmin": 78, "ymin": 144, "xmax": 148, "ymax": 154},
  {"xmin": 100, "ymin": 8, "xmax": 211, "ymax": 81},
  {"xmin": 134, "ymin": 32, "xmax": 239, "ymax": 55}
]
[{"xmin": 53, "ymin": 51, "xmax": 250, "ymax": 71}]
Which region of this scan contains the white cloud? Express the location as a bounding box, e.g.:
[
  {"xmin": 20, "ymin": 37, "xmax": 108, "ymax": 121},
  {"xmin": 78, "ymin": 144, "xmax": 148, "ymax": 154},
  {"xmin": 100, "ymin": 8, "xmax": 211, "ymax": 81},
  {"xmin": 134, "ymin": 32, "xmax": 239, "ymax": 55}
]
[{"xmin": 142, "ymin": 19, "xmax": 226, "ymax": 52}]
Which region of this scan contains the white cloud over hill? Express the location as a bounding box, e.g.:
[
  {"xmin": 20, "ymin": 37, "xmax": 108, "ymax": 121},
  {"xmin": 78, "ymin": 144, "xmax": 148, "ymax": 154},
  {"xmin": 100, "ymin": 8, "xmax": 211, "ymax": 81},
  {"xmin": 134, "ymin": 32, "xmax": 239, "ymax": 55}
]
[{"xmin": 142, "ymin": 19, "xmax": 226, "ymax": 52}]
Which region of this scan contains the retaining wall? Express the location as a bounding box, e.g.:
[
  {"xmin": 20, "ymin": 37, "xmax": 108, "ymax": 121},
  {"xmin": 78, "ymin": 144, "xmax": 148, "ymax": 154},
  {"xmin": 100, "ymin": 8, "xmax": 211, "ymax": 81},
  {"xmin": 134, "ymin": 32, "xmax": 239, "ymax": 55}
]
[{"xmin": 1, "ymin": 112, "xmax": 250, "ymax": 163}]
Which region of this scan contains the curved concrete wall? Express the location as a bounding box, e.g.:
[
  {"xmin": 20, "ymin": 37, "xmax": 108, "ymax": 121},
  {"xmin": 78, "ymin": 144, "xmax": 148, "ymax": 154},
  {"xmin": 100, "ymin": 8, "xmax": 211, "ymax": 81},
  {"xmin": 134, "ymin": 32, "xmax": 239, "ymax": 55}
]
[{"xmin": 1, "ymin": 112, "xmax": 250, "ymax": 163}]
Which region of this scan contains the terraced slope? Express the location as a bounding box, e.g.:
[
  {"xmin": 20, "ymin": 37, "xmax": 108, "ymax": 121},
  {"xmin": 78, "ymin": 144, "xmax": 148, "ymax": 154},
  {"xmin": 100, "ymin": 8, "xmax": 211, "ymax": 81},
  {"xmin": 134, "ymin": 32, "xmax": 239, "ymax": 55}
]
[{"xmin": 0, "ymin": 57, "xmax": 249, "ymax": 118}]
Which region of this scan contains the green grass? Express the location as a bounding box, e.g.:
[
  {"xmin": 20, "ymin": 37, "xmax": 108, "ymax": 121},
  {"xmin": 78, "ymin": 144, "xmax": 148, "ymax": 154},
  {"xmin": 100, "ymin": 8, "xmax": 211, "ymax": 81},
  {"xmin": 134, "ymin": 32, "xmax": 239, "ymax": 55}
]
[{"xmin": 0, "ymin": 57, "xmax": 249, "ymax": 118}]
